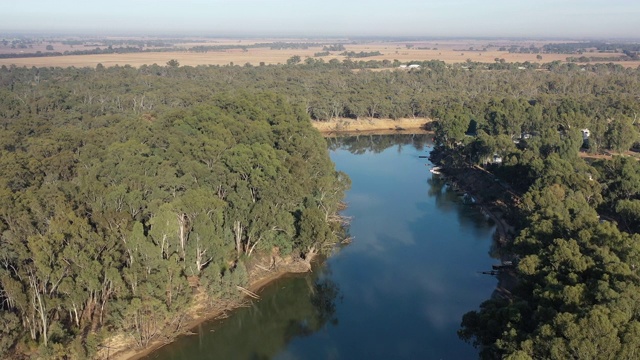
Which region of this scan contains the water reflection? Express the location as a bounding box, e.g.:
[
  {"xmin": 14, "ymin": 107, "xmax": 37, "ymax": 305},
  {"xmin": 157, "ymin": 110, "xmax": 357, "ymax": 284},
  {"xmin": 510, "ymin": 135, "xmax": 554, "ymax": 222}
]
[
  {"xmin": 146, "ymin": 134, "xmax": 499, "ymax": 360},
  {"xmin": 427, "ymin": 176, "xmax": 495, "ymax": 240},
  {"xmin": 327, "ymin": 133, "xmax": 432, "ymax": 154},
  {"xmin": 143, "ymin": 267, "xmax": 341, "ymax": 360},
  {"xmin": 283, "ymin": 271, "xmax": 341, "ymax": 342}
]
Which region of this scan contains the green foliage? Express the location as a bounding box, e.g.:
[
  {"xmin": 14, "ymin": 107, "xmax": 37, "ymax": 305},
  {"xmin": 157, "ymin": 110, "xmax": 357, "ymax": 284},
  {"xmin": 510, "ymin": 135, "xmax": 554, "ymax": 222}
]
[
  {"xmin": 339, "ymin": 50, "xmax": 383, "ymax": 58},
  {"xmin": 433, "ymin": 106, "xmax": 472, "ymax": 148},
  {"xmin": 606, "ymin": 116, "xmax": 639, "ymax": 153},
  {"xmin": 615, "ymin": 199, "xmax": 640, "ymax": 233},
  {"xmin": 322, "ymin": 44, "xmax": 345, "ymax": 52},
  {"xmin": 296, "ymin": 206, "xmax": 332, "ymax": 253},
  {"xmin": 0, "ymin": 64, "xmax": 349, "ymax": 357},
  {"xmin": 286, "ymin": 55, "xmax": 301, "ymax": 65},
  {"xmin": 596, "ymin": 155, "xmax": 640, "ymax": 211},
  {"xmin": 428, "ymin": 69, "xmax": 640, "ymax": 358},
  {"xmin": 1, "ymin": 53, "xmax": 640, "ymax": 359},
  {"xmin": 0, "ymin": 312, "xmax": 20, "ymax": 354}
]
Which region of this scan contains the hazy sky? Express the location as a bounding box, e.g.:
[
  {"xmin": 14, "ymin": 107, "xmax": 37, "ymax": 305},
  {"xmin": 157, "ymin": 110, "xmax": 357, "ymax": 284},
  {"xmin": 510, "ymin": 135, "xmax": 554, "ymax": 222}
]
[{"xmin": 2, "ymin": 0, "xmax": 638, "ymax": 38}]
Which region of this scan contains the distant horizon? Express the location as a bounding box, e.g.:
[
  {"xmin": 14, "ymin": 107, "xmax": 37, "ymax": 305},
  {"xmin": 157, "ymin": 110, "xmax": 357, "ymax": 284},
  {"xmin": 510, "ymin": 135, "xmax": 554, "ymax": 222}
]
[
  {"xmin": 2, "ymin": 31, "xmax": 640, "ymax": 43},
  {"xmin": 3, "ymin": 0, "xmax": 639, "ymax": 40}
]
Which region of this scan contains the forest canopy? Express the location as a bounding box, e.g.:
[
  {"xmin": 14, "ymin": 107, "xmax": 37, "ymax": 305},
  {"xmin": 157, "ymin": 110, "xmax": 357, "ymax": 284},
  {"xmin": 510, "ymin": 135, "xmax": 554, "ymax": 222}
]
[
  {"xmin": 416, "ymin": 67, "xmax": 640, "ymax": 359},
  {"xmin": 0, "ymin": 66, "xmax": 350, "ymax": 358},
  {"xmin": 0, "ymin": 58, "xmax": 639, "ymax": 358}
]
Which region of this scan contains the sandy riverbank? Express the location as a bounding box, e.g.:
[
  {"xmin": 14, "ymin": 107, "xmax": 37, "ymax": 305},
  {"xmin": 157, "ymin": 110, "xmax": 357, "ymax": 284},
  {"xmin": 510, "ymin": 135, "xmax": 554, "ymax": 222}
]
[
  {"xmin": 99, "ymin": 255, "xmax": 314, "ymax": 360},
  {"xmin": 311, "ymin": 117, "xmax": 433, "ymax": 134}
]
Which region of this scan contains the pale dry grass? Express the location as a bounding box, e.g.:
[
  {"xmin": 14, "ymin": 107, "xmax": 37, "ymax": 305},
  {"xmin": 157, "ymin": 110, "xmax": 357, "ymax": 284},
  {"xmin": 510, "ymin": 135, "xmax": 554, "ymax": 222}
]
[
  {"xmin": 1, "ymin": 39, "xmax": 638, "ymax": 68},
  {"xmin": 312, "ymin": 117, "xmax": 432, "ymax": 133}
]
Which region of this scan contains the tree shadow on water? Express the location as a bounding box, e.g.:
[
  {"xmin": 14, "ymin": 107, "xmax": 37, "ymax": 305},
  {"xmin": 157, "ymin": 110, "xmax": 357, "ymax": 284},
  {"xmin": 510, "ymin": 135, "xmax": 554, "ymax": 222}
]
[{"xmin": 283, "ymin": 270, "xmax": 342, "ymax": 343}]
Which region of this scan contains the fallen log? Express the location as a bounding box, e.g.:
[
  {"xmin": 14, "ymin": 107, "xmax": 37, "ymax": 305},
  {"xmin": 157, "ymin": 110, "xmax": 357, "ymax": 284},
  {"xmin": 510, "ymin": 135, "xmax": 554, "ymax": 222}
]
[{"xmin": 236, "ymin": 286, "xmax": 260, "ymax": 299}]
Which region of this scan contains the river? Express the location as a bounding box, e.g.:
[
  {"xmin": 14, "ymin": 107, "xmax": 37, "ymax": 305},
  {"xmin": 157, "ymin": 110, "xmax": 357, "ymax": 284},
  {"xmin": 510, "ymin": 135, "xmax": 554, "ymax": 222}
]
[{"xmin": 143, "ymin": 134, "xmax": 498, "ymax": 360}]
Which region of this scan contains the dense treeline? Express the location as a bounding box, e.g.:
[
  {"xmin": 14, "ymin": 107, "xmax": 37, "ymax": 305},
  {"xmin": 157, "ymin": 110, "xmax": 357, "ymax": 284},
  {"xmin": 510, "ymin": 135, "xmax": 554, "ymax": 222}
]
[
  {"xmin": 62, "ymin": 39, "xmax": 174, "ymax": 47},
  {"xmin": 322, "ymin": 44, "xmax": 346, "ymax": 52},
  {"xmin": 502, "ymin": 41, "xmax": 640, "ymax": 58},
  {"xmin": 0, "ymin": 42, "xmax": 332, "ymax": 59},
  {"xmin": 454, "ymin": 136, "xmax": 640, "ymax": 359},
  {"xmin": 542, "ymin": 41, "xmax": 640, "ymax": 55},
  {"xmin": 0, "ymin": 65, "xmax": 349, "ymax": 358},
  {"xmin": 1, "ymin": 58, "xmax": 640, "ymax": 358},
  {"xmin": 189, "ymin": 42, "xmax": 324, "ymax": 53},
  {"xmin": 422, "ymin": 70, "xmax": 640, "ymax": 357},
  {"xmin": 4, "ymin": 52, "xmax": 640, "ymax": 116},
  {"xmin": 339, "ymin": 51, "xmax": 383, "ymax": 58},
  {"xmin": 566, "ymin": 55, "xmax": 637, "ymax": 63},
  {"xmin": 53, "ymin": 58, "xmax": 639, "ymax": 128},
  {"xmin": 0, "ymin": 46, "xmax": 151, "ymax": 59}
]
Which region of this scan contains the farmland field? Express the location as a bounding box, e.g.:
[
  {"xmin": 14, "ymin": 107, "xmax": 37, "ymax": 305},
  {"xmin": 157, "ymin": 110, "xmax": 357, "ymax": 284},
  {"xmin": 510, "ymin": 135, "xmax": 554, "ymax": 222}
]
[{"xmin": 1, "ymin": 38, "xmax": 638, "ymax": 68}]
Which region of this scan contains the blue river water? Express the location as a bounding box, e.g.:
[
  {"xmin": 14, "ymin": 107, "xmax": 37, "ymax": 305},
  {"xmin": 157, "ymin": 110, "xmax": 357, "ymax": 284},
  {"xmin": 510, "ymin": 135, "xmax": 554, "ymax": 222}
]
[{"xmin": 143, "ymin": 134, "xmax": 498, "ymax": 360}]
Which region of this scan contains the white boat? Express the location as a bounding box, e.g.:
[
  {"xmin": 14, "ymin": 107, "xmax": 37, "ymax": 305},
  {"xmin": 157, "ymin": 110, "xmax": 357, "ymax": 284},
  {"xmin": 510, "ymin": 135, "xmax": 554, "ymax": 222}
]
[{"xmin": 429, "ymin": 166, "xmax": 442, "ymax": 174}]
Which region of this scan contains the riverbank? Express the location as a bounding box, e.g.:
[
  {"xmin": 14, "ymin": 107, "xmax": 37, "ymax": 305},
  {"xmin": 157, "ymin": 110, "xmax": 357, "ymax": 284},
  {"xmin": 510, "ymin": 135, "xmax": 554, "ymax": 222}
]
[
  {"xmin": 428, "ymin": 149, "xmax": 520, "ymax": 247},
  {"xmin": 98, "ymin": 254, "xmax": 316, "ymax": 360},
  {"xmin": 448, "ymin": 166, "xmax": 518, "ymax": 246},
  {"xmin": 428, "ymin": 150, "xmax": 521, "ymax": 300},
  {"xmin": 311, "ymin": 117, "xmax": 433, "ymax": 134}
]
